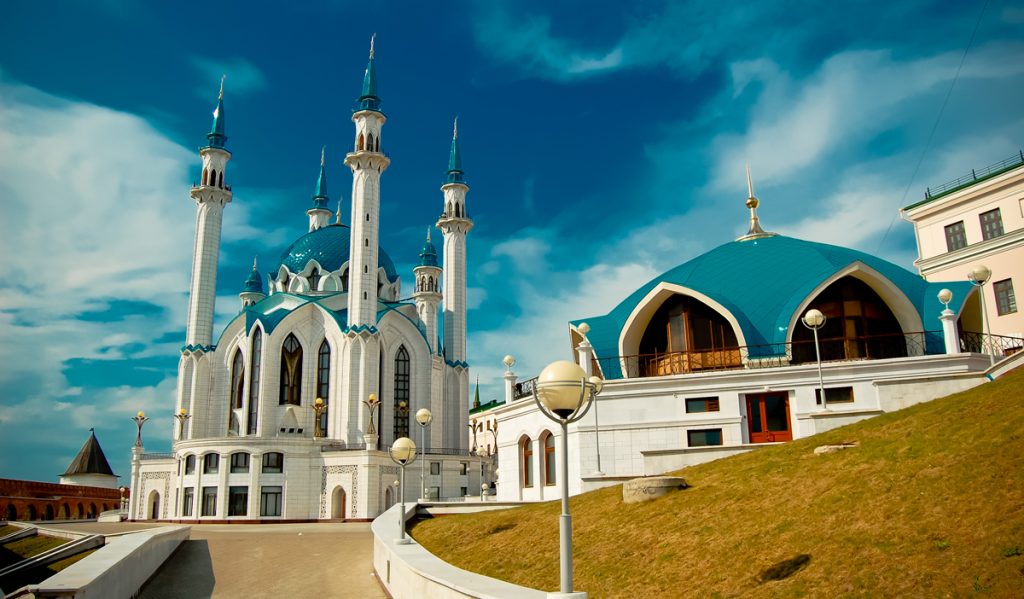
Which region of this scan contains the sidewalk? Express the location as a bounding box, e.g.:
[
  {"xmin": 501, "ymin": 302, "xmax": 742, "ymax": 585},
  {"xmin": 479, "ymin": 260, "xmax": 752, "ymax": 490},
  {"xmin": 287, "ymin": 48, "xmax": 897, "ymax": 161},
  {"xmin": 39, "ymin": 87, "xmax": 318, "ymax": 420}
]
[{"xmin": 138, "ymin": 523, "xmax": 386, "ymax": 598}]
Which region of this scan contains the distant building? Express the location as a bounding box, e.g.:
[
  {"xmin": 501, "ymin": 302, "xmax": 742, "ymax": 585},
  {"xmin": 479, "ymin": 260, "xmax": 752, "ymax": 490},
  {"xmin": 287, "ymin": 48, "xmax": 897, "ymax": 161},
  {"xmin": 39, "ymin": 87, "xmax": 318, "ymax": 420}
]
[
  {"xmin": 130, "ymin": 40, "xmax": 483, "ymax": 523},
  {"xmin": 477, "ymin": 172, "xmax": 1022, "ymax": 502},
  {"xmin": 902, "ymin": 152, "xmax": 1023, "ymax": 339},
  {"xmin": 2, "ymin": 431, "xmax": 122, "ymax": 521}
]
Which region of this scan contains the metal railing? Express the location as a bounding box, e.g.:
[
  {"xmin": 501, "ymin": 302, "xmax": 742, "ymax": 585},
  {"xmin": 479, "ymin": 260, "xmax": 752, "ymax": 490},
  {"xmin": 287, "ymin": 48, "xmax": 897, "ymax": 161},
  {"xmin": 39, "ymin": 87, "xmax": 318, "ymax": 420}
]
[
  {"xmin": 589, "ymin": 331, "xmax": 949, "ymax": 379},
  {"xmin": 319, "ymin": 443, "xmax": 473, "ymax": 456},
  {"xmin": 514, "ymin": 377, "xmax": 538, "ymax": 400},
  {"xmin": 925, "ymin": 151, "xmax": 1024, "ymax": 200},
  {"xmin": 959, "ymin": 332, "xmax": 1024, "ymax": 356},
  {"xmin": 139, "ymin": 452, "xmax": 175, "ymax": 461}
]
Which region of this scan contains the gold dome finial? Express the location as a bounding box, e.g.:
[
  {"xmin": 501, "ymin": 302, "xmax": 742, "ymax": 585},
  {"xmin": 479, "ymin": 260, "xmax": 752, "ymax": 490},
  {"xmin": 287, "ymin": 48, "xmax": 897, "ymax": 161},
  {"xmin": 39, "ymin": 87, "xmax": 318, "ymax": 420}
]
[
  {"xmin": 426, "ymin": 226, "xmax": 431, "ymax": 243},
  {"xmin": 369, "ymin": 33, "xmax": 376, "ymax": 59},
  {"xmin": 737, "ymin": 163, "xmax": 776, "ymax": 241},
  {"xmin": 219, "ymin": 74, "xmax": 226, "ymax": 100},
  {"xmin": 335, "ymin": 199, "xmax": 342, "ymax": 224}
]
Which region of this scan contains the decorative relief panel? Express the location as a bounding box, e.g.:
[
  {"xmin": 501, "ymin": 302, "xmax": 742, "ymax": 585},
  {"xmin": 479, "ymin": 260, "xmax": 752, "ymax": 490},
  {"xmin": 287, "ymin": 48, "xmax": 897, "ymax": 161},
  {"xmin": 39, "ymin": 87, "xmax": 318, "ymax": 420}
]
[{"xmin": 320, "ymin": 465, "xmax": 358, "ymax": 519}]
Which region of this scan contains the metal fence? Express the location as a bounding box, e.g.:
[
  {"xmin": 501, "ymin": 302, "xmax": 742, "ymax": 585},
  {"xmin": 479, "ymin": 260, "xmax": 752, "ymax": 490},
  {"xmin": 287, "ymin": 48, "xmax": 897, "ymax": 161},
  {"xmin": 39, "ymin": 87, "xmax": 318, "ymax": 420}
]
[
  {"xmin": 925, "ymin": 151, "xmax": 1024, "ymax": 200},
  {"xmin": 959, "ymin": 332, "xmax": 1024, "ymax": 356},
  {"xmin": 139, "ymin": 452, "xmax": 175, "ymax": 461}
]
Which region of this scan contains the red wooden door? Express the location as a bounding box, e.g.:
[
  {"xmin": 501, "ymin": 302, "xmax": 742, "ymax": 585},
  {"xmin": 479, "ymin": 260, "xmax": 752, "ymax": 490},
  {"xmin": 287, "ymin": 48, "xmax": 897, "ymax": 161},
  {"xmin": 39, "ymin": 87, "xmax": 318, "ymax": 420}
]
[{"xmin": 746, "ymin": 393, "xmax": 792, "ymax": 443}]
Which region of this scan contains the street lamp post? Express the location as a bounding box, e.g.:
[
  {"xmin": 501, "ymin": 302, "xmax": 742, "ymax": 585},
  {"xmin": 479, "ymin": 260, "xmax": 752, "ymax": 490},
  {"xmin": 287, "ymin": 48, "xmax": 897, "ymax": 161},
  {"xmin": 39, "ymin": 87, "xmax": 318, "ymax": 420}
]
[
  {"xmin": 802, "ymin": 309, "xmax": 828, "ymax": 410},
  {"xmin": 576, "ymin": 323, "xmax": 604, "ymax": 476},
  {"xmin": 533, "ymin": 360, "xmax": 601, "ymax": 596},
  {"xmin": 415, "ymin": 408, "xmax": 432, "ymax": 500},
  {"xmin": 173, "ymin": 408, "xmax": 191, "ymax": 441},
  {"xmin": 312, "ymin": 397, "xmax": 327, "ymax": 438},
  {"xmin": 388, "ymin": 437, "xmax": 418, "ymax": 544},
  {"xmin": 131, "ymin": 411, "xmax": 150, "ymax": 447},
  {"xmin": 967, "ymin": 265, "xmax": 995, "ymax": 366}
]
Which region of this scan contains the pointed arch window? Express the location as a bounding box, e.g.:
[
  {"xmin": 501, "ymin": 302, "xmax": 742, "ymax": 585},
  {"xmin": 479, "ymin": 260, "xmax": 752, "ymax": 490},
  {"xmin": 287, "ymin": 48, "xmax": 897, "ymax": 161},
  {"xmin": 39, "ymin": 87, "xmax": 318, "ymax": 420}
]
[
  {"xmin": 210, "ymin": 169, "xmax": 217, "ymax": 188},
  {"xmin": 202, "ymin": 168, "xmax": 208, "ymax": 186},
  {"xmin": 279, "ymin": 334, "xmax": 303, "ymax": 406},
  {"xmin": 341, "ymin": 268, "xmax": 349, "ymax": 292},
  {"xmin": 393, "ymin": 346, "xmax": 410, "ymax": 439},
  {"xmin": 230, "ymin": 350, "xmax": 244, "ymax": 409},
  {"xmin": 367, "ymin": 133, "xmax": 375, "ymax": 153},
  {"xmin": 218, "ymin": 171, "xmax": 224, "ymax": 188},
  {"xmin": 542, "ymin": 431, "xmax": 556, "ymax": 486},
  {"xmin": 316, "ymin": 340, "xmax": 330, "ymax": 435},
  {"xmin": 357, "ymin": 133, "xmax": 364, "ymax": 151},
  {"xmin": 520, "ymin": 436, "xmax": 534, "ymax": 488},
  {"xmin": 308, "ymin": 267, "xmax": 320, "ymax": 292},
  {"xmin": 247, "ymin": 329, "xmax": 262, "ymax": 434}
]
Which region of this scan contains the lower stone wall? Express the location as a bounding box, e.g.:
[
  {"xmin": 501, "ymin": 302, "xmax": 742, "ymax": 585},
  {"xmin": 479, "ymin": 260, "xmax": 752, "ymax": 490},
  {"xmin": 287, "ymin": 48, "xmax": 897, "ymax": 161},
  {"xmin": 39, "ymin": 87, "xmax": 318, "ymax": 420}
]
[{"xmin": 0, "ymin": 478, "xmax": 122, "ymax": 522}]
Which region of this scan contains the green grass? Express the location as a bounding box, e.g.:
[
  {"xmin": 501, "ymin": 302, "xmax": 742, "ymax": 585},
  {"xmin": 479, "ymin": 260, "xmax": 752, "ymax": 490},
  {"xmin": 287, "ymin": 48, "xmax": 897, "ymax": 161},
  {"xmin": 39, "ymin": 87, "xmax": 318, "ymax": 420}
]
[
  {"xmin": 413, "ymin": 367, "xmax": 1024, "ymax": 598},
  {"xmin": 0, "ymin": 548, "xmax": 97, "ymax": 592},
  {"xmin": 0, "ymin": 525, "xmax": 19, "ymax": 538},
  {"xmin": 0, "ymin": 535, "xmax": 68, "ymax": 570}
]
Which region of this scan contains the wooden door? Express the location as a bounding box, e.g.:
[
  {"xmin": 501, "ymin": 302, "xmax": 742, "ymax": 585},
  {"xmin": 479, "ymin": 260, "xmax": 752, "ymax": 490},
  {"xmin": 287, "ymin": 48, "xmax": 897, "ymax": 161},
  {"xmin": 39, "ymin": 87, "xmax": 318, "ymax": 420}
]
[{"xmin": 746, "ymin": 393, "xmax": 793, "ymax": 443}]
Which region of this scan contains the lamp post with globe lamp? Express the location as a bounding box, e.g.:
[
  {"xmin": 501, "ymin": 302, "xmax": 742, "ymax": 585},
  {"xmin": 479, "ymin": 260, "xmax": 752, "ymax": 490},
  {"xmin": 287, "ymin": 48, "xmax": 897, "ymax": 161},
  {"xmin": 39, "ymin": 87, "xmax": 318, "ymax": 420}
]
[
  {"xmin": 174, "ymin": 408, "xmax": 191, "ymax": 441},
  {"xmin": 388, "ymin": 437, "xmax": 418, "ymax": 544},
  {"xmin": 415, "ymin": 408, "xmax": 432, "ymax": 500},
  {"xmin": 534, "ymin": 360, "xmax": 601, "ymax": 597},
  {"xmin": 802, "ymin": 309, "xmax": 828, "ymax": 410},
  {"xmin": 967, "ymin": 265, "xmax": 995, "ymax": 366}
]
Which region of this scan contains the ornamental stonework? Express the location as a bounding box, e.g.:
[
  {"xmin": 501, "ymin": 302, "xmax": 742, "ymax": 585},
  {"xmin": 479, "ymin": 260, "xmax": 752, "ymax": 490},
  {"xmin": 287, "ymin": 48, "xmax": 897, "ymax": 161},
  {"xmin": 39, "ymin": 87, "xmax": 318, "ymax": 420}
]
[{"xmin": 319, "ymin": 465, "xmax": 358, "ymax": 519}]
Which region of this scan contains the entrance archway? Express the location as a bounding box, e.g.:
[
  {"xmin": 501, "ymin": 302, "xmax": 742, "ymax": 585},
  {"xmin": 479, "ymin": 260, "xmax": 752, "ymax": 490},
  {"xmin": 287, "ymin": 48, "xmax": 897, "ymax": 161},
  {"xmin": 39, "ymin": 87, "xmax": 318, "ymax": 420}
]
[
  {"xmin": 331, "ymin": 486, "xmax": 346, "ymax": 520},
  {"xmin": 45, "ymin": 504, "xmax": 54, "ymax": 520},
  {"xmin": 148, "ymin": 491, "xmax": 160, "ymax": 520},
  {"xmin": 5, "ymin": 504, "xmax": 16, "ymax": 520},
  {"xmin": 384, "ymin": 487, "xmax": 393, "ymax": 511}
]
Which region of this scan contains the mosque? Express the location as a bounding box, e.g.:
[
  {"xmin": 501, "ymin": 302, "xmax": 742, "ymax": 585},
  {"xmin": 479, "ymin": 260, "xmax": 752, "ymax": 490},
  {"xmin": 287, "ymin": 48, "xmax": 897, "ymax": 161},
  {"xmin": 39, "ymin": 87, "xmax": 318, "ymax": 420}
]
[
  {"xmin": 130, "ymin": 41, "xmax": 485, "ymax": 522},
  {"xmin": 476, "ymin": 162, "xmax": 1023, "ymax": 502}
]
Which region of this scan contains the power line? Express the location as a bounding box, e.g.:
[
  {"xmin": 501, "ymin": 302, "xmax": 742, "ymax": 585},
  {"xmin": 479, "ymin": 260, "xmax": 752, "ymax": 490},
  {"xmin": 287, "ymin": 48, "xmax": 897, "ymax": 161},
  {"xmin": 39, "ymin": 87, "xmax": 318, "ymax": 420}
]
[{"xmin": 875, "ymin": 0, "xmax": 991, "ymax": 255}]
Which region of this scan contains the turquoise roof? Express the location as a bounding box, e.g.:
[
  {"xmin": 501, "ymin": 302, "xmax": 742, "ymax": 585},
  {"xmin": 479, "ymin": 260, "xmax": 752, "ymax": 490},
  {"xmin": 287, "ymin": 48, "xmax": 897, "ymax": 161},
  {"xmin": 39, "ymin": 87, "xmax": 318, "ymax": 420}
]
[
  {"xmin": 273, "ymin": 223, "xmax": 398, "ymax": 281},
  {"xmin": 312, "ymin": 159, "xmax": 329, "ymax": 209},
  {"xmin": 574, "ymin": 235, "xmax": 975, "ymax": 379},
  {"xmin": 445, "ymin": 133, "xmax": 465, "ymax": 184},
  {"xmin": 357, "ymin": 55, "xmax": 382, "ymax": 113},
  {"xmin": 221, "ymin": 293, "xmax": 429, "ymax": 348},
  {"xmin": 243, "ymin": 266, "xmax": 263, "ymax": 293},
  {"xmin": 206, "ymin": 96, "xmax": 227, "ymax": 149},
  {"xmin": 419, "ymin": 233, "xmax": 438, "ymax": 267}
]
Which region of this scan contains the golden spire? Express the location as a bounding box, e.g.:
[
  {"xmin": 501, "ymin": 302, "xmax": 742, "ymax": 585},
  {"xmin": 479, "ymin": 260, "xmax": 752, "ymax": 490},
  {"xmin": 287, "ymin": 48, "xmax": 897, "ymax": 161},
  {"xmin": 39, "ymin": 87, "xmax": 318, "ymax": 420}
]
[
  {"xmin": 453, "ymin": 116, "xmax": 458, "ymax": 139},
  {"xmin": 219, "ymin": 74, "xmax": 226, "ymax": 100},
  {"xmin": 320, "ymin": 145, "xmax": 325, "ymax": 167},
  {"xmin": 369, "ymin": 33, "xmax": 376, "ymax": 59},
  {"xmin": 335, "ymin": 199, "xmax": 342, "ymax": 224},
  {"xmin": 737, "ymin": 163, "xmax": 776, "ymax": 241},
  {"xmin": 426, "ymin": 226, "xmax": 431, "ymax": 243},
  {"xmin": 252, "ymin": 255, "xmax": 258, "ymax": 271}
]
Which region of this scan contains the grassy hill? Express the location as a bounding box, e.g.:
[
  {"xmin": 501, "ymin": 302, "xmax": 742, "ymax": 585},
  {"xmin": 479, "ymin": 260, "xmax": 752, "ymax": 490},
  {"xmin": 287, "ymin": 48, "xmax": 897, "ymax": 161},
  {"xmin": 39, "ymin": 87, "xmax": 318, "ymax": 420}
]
[{"xmin": 412, "ymin": 368, "xmax": 1024, "ymax": 597}]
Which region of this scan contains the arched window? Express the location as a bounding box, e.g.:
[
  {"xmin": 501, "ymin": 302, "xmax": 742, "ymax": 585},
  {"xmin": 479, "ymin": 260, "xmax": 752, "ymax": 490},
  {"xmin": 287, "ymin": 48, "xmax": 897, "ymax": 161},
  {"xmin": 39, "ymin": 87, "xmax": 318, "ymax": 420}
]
[
  {"xmin": 308, "ymin": 267, "xmax": 320, "ymax": 292},
  {"xmin": 393, "ymin": 346, "xmax": 410, "ymax": 439},
  {"xmin": 341, "ymin": 269, "xmax": 349, "ymax": 292},
  {"xmin": 447, "ymin": 201, "xmax": 452, "ymax": 216},
  {"xmin": 542, "ymin": 431, "xmax": 556, "ymax": 486},
  {"xmin": 230, "ymin": 350, "xmax": 244, "ymax": 410},
  {"xmin": 520, "ymin": 436, "xmax": 534, "ymax": 488},
  {"xmin": 210, "ymin": 169, "xmax": 217, "ymax": 188},
  {"xmin": 375, "ymin": 136, "xmax": 380, "ymax": 152},
  {"xmin": 316, "ymin": 340, "xmax": 330, "ymax": 437},
  {"xmin": 247, "ymin": 328, "xmax": 263, "ymax": 434},
  {"xmin": 202, "ymin": 168, "xmax": 208, "ymax": 186},
  {"xmin": 367, "ymin": 133, "xmax": 374, "ymax": 152},
  {"xmin": 279, "ymin": 334, "xmax": 303, "ymax": 406},
  {"xmin": 357, "ymin": 133, "xmax": 364, "ymax": 151},
  {"xmin": 638, "ymin": 295, "xmax": 741, "ymax": 376},
  {"xmin": 218, "ymin": 171, "xmax": 224, "ymax": 188}
]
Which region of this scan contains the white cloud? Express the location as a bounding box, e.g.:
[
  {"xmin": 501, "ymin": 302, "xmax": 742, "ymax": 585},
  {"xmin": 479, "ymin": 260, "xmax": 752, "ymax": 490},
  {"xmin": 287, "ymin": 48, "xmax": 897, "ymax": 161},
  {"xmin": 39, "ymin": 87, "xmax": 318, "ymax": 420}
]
[
  {"xmin": 0, "ymin": 76, "xmax": 256, "ymax": 475},
  {"xmin": 190, "ymin": 56, "xmax": 268, "ymax": 98}
]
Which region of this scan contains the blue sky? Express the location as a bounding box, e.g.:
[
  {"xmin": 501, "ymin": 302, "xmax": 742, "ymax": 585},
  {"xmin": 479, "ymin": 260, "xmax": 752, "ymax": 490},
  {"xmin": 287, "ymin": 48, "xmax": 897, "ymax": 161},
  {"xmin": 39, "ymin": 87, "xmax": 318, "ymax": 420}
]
[{"xmin": 1, "ymin": 0, "xmax": 1022, "ymax": 482}]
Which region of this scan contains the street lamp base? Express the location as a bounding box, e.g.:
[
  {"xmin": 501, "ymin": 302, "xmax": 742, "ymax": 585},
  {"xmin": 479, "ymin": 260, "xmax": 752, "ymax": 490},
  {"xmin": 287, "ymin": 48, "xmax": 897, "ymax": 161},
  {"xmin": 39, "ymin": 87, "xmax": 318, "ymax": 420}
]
[
  {"xmin": 395, "ymin": 537, "xmax": 414, "ymax": 545},
  {"xmin": 546, "ymin": 592, "xmax": 588, "ymax": 598},
  {"xmin": 590, "ymin": 470, "xmax": 605, "ymax": 477}
]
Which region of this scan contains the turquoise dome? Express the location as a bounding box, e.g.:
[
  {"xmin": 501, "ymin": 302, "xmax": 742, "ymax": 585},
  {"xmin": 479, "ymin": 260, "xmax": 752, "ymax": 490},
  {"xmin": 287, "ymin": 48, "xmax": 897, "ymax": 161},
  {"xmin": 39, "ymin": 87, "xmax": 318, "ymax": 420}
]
[
  {"xmin": 273, "ymin": 224, "xmax": 398, "ymax": 281},
  {"xmin": 243, "ymin": 267, "xmax": 263, "ymax": 293},
  {"xmin": 574, "ymin": 235, "xmax": 975, "ymax": 379}
]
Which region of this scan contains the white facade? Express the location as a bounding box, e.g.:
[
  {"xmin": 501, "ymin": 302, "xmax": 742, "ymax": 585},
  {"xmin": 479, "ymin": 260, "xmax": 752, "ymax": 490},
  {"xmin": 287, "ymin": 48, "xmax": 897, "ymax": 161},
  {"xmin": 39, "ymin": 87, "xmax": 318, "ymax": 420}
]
[
  {"xmin": 902, "ymin": 155, "xmax": 1024, "ymax": 339},
  {"xmin": 131, "ymin": 47, "xmax": 481, "ymax": 522}
]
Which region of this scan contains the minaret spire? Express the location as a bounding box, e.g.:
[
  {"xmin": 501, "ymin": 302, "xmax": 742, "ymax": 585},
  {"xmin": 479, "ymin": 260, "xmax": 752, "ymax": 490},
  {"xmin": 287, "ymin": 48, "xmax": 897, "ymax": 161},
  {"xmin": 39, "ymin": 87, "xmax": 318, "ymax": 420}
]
[
  {"xmin": 336, "ymin": 199, "xmax": 342, "ymax": 225},
  {"xmin": 737, "ymin": 163, "xmax": 777, "ymax": 241},
  {"xmin": 446, "ymin": 116, "xmax": 464, "ymax": 184},
  {"xmin": 358, "ymin": 34, "xmax": 381, "ymax": 113},
  {"xmin": 307, "ymin": 146, "xmax": 333, "ymax": 231}
]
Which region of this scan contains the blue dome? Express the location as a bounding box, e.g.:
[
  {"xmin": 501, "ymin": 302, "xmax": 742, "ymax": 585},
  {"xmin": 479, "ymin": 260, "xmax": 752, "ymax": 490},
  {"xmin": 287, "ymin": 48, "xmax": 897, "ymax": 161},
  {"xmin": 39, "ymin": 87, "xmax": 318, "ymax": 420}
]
[
  {"xmin": 574, "ymin": 235, "xmax": 975, "ymax": 379},
  {"xmin": 419, "ymin": 238, "xmax": 438, "ymax": 267},
  {"xmin": 273, "ymin": 224, "xmax": 398, "ymax": 281}
]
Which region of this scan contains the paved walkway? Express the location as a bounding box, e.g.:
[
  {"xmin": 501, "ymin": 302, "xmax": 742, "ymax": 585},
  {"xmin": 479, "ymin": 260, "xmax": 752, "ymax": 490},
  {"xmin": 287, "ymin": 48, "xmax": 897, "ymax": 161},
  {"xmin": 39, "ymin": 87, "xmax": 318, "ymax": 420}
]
[{"xmin": 138, "ymin": 523, "xmax": 385, "ymax": 599}]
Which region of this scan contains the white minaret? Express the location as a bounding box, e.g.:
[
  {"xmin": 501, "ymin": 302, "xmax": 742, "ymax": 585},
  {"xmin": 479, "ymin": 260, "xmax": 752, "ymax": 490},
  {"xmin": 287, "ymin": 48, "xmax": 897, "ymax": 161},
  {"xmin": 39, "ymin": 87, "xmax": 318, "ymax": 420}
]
[
  {"xmin": 437, "ymin": 118, "xmax": 473, "ymax": 448},
  {"xmin": 413, "ymin": 228, "xmax": 442, "ymax": 354},
  {"xmin": 185, "ymin": 77, "xmax": 232, "ymax": 348},
  {"xmin": 345, "ymin": 35, "xmax": 389, "ymax": 328},
  {"xmin": 307, "ymin": 146, "xmax": 333, "ymax": 231}
]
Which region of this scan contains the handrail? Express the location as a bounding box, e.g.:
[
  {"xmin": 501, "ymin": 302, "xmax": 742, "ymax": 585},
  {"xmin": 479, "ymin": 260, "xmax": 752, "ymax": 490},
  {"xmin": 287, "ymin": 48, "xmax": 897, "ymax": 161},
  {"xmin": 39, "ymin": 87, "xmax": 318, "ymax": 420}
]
[
  {"xmin": 139, "ymin": 452, "xmax": 175, "ymax": 460},
  {"xmin": 925, "ymin": 150, "xmax": 1024, "ymax": 200}
]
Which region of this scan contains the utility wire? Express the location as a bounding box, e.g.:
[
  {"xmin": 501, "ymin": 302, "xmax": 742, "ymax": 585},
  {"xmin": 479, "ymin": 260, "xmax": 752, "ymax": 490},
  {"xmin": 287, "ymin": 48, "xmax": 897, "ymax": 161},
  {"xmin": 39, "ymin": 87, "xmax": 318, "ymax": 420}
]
[{"xmin": 876, "ymin": 0, "xmax": 990, "ymax": 255}]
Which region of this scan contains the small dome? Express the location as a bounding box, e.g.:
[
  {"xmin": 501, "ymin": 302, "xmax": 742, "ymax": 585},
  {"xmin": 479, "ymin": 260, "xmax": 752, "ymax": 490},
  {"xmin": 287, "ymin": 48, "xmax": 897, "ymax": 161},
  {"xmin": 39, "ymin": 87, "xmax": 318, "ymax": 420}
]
[
  {"xmin": 243, "ymin": 267, "xmax": 263, "ymax": 293},
  {"xmin": 419, "ymin": 238, "xmax": 438, "ymax": 267},
  {"xmin": 274, "ymin": 224, "xmax": 398, "ymax": 281}
]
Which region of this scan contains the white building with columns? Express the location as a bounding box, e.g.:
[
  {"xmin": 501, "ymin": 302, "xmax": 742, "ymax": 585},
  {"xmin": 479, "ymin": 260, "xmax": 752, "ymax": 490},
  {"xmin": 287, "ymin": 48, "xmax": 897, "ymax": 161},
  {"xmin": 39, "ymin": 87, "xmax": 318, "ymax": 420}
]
[
  {"xmin": 477, "ymin": 179, "xmax": 1024, "ymax": 503},
  {"xmin": 130, "ymin": 42, "xmax": 484, "ymax": 522}
]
